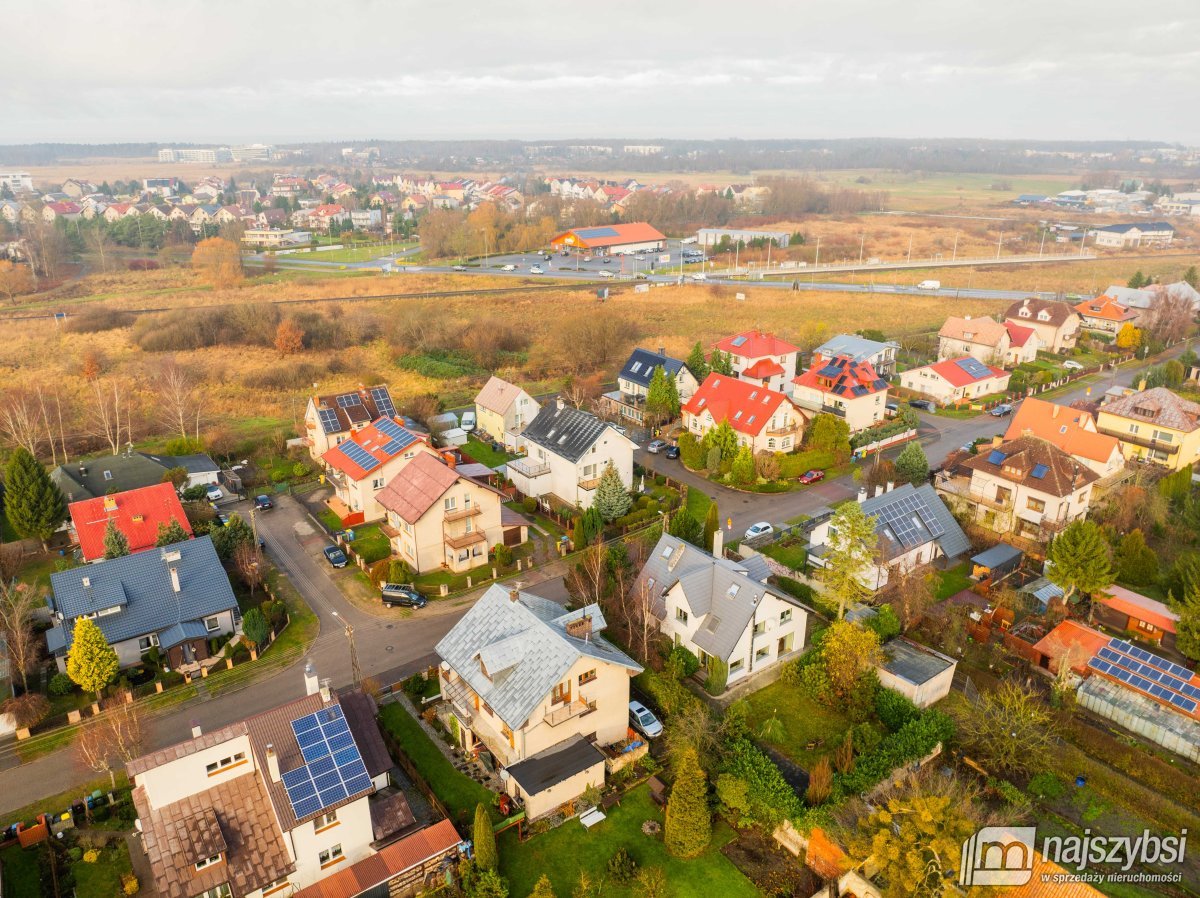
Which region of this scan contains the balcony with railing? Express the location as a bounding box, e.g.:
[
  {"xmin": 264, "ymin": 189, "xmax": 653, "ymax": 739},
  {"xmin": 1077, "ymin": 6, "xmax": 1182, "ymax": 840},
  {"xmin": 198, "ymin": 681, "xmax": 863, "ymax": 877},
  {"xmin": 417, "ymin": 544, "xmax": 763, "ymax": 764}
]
[
  {"xmin": 766, "ymin": 420, "xmax": 802, "ymax": 435},
  {"xmin": 444, "ymin": 505, "xmax": 482, "ymax": 523},
  {"xmin": 936, "ymin": 476, "xmax": 1013, "ymax": 510},
  {"xmin": 440, "ymin": 674, "xmax": 475, "ymax": 725},
  {"xmin": 444, "ymin": 529, "xmax": 487, "ymax": 550},
  {"xmin": 1096, "ymin": 427, "xmax": 1179, "ymax": 455},
  {"xmin": 545, "ymin": 699, "xmax": 593, "ymax": 727},
  {"xmin": 578, "ymin": 477, "xmax": 601, "ymax": 492},
  {"xmin": 508, "ymin": 457, "xmax": 551, "ymax": 478}
]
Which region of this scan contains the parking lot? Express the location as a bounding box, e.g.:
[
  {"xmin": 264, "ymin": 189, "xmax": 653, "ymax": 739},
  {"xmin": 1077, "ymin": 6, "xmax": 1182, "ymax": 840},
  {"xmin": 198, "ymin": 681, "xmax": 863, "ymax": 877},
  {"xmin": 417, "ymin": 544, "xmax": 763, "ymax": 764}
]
[{"xmin": 465, "ymin": 239, "xmax": 714, "ymax": 279}]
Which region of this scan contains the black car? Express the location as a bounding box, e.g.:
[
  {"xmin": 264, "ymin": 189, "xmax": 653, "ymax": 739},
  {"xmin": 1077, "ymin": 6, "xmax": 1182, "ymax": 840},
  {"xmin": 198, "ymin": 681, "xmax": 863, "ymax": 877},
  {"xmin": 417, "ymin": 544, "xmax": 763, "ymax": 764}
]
[
  {"xmin": 908, "ymin": 399, "xmax": 937, "ymax": 412},
  {"xmin": 381, "ymin": 583, "xmax": 428, "ymax": 609},
  {"xmin": 665, "ymin": 445, "xmax": 680, "ymax": 459},
  {"xmin": 254, "ymin": 494, "xmax": 273, "ymax": 510},
  {"xmin": 323, "ymin": 545, "xmax": 348, "ymax": 568}
]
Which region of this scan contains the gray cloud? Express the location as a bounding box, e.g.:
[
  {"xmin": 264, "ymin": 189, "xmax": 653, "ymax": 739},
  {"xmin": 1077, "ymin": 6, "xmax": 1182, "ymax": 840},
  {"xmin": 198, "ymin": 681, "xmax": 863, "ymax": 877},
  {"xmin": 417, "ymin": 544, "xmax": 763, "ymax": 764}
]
[{"xmin": 4, "ymin": 0, "xmax": 1198, "ymax": 142}]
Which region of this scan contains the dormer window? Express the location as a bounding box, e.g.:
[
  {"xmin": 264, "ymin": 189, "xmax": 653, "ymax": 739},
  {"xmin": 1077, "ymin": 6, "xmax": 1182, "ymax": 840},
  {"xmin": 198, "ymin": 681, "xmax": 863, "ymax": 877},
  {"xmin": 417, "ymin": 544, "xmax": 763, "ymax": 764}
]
[
  {"xmin": 194, "ymin": 853, "xmax": 223, "ymax": 871},
  {"xmin": 1019, "ymin": 308, "xmax": 1031, "ymax": 318},
  {"xmin": 1038, "ymin": 310, "xmax": 1050, "ymax": 321}
]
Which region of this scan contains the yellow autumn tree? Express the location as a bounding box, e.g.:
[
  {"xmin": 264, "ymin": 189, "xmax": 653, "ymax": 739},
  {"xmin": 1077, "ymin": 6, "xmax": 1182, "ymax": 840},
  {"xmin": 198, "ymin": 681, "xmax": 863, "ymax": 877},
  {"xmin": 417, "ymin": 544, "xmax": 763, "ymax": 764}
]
[
  {"xmin": 191, "ymin": 237, "xmax": 243, "ymax": 288},
  {"xmin": 1115, "ymin": 322, "xmax": 1142, "ymax": 351}
]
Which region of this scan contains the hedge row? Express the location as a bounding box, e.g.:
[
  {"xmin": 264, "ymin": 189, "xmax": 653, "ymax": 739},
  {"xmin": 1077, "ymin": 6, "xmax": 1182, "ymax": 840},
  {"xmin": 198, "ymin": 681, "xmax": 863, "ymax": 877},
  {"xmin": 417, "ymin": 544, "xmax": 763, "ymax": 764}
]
[{"xmin": 832, "ymin": 710, "xmax": 955, "ymax": 799}]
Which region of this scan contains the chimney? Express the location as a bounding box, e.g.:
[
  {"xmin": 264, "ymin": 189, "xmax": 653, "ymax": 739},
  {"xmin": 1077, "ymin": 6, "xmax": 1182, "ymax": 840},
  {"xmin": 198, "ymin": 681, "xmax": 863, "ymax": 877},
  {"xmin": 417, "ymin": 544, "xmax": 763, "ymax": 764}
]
[
  {"xmin": 964, "ymin": 314, "xmax": 971, "ymax": 321},
  {"xmin": 886, "ymin": 481, "xmax": 895, "ymax": 493},
  {"xmin": 873, "ymin": 485, "xmax": 883, "ymax": 498},
  {"xmin": 857, "ymin": 487, "xmax": 867, "ymax": 503},
  {"xmin": 992, "ymin": 435, "xmax": 1003, "ymax": 448},
  {"xmin": 169, "ymin": 566, "xmax": 181, "ymax": 593},
  {"xmin": 319, "ymin": 678, "xmax": 331, "ymax": 702},
  {"xmin": 266, "ymin": 744, "xmax": 280, "ymax": 782},
  {"xmin": 303, "ymin": 661, "xmax": 319, "ymax": 696},
  {"xmin": 190, "ymin": 720, "xmax": 202, "ymax": 738},
  {"xmin": 508, "ymin": 585, "xmax": 521, "ymax": 603},
  {"xmin": 711, "ymin": 528, "xmax": 724, "ymax": 558},
  {"xmin": 444, "ymin": 451, "xmax": 456, "ymax": 470},
  {"xmin": 556, "ymin": 398, "xmax": 565, "ymax": 411},
  {"xmin": 79, "ymin": 465, "xmax": 88, "ymax": 478},
  {"xmin": 565, "ymin": 615, "xmax": 593, "ymax": 640},
  {"xmin": 658, "ymin": 346, "xmax": 665, "ymax": 356},
  {"xmin": 81, "ymin": 576, "xmax": 91, "ymax": 589},
  {"xmin": 103, "ymin": 496, "xmax": 118, "ymax": 513}
]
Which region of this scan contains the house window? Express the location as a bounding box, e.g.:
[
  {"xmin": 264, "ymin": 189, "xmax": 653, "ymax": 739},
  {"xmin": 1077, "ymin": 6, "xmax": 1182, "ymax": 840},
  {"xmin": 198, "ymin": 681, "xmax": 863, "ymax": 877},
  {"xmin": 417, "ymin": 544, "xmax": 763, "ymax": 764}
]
[
  {"xmin": 138, "ymin": 634, "xmax": 159, "ymax": 652},
  {"xmin": 675, "ymin": 608, "xmax": 688, "ymax": 624},
  {"xmin": 756, "ymin": 646, "xmax": 770, "ymax": 661},
  {"xmin": 205, "ymin": 752, "xmax": 246, "ymax": 776},
  {"xmin": 262, "ymin": 881, "xmax": 290, "ymax": 897},
  {"xmin": 729, "ymin": 658, "xmax": 744, "ymax": 672},
  {"xmin": 315, "ymin": 810, "xmax": 338, "ymax": 832},
  {"xmin": 194, "ymin": 854, "xmax": 222, "ymax": 871},
  {"xmin": 551, "ymin": 681, "xmax": 571, "ymax": 705},
  {"xmin": 579, "ymin": 669, "xmax": 597, "ymax": 685},
  {"xmin": 472, "ymin": 545, "xmax": 483, "ymax": 557},
  {"xmin": 753, "ymin": 621, "xmax": 766, "ymax": 636},
  {"xmin": 404, "ymin": 451, "xmax": 415, "ymax": 459},
  {"xmin": 318, "ymin": 845, "xmax": 344, "ymax": 868},
  {"xmin": 444, "ymin": 496, "xmax": 457, "ymax": 511},
  {"xmin": 198, "ymin": 887, "xmax": 232, "ymax": 898},
  {"xmin": 1136, "ymin": 619, "xmax": 1157, "ymax": 634},
  {"xmin": 1153, "ymin": 430, "xmax": 1174, "ymax": 443},
  {"xmin": 780, "ymin": 609, "xmax": 792, "ymax": 624},
  {"xmin": 501, "ymin": 723, "xmax": 514, "ymax": 748},
  {"xmin": 1026, "ymin": 497, "xmax": 1046, "ymax": 513},
  {"xmin": 768, "ymin": 439, "xmax": 776, "ymax": 449},
  {"xmin": 205, "ymin": 615, "xmax": 221, "ymax": 632},
  {"xmin": 371, "ymin": 477, "xmax": 384, "ymax": 490}
]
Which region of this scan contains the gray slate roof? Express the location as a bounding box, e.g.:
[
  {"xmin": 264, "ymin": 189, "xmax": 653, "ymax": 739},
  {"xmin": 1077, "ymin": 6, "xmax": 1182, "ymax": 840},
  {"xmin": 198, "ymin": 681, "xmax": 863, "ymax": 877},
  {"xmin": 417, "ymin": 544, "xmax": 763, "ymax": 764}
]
[
  {"xmin": 619, "ymin": 348, "xmax": 688, "ymax": 389},
  {"xmin": 51, "ymin": 451, "xmax": 218, "ymax": 502},
  {"xmin": 435, "ymin": 584, "xmax": 641, "ymax": 730},
  {"xmin": 812, "ymin": 334, "xmax": 896, "ymax": 363},
  {"xmin": 519, "ymin": 402, "xmax": 616, "ymax": 463},
  {"xmin": 1103, "ymin": 285, "xmax": 1156, "ymax": 309},
  {"xmin": 859, "ymin": 483, "xmax": 970, "ymax": 561},
  {"xmin": 144, "ymin": 453, "xmax": 219, "ymax": 476},
  {"xmin": 636, "ymin": 534, "xmax": 804, "ymax": 662},
  {"xmin": 506, "ymin": 734, "xmax": 605, "ymax": 795},
  {"xmin": 45, "ymin": 536, "xmax": 238, "ymax": 656}
]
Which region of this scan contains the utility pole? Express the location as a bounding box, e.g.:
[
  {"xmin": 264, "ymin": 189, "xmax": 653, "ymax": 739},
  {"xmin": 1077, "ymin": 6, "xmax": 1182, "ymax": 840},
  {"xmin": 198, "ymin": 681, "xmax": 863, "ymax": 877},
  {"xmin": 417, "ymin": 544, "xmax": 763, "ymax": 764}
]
[
  {"xmin": 906, "ymin": 234, "xmax": 912, "ymax": 264},
  {"xmin": 1039, "ymin": 229, "xmax": 1047, "ymax": 257},
  {"xmin": 332, "ymin": 611, "xmax": 361, "ymax": 687},
  {"xmin": 815, "ymin": 235, "xmax": 822, "ymax": 268},
  {"xmin": 858, "ymin": 232, "xmax": 865, "ymax": 265},
  {"xmin": 996, "ymin": 228, "xmax": 1004, "ymax": 260},
  {"xmin": 951, "ymin": 231, "xmax": 959, "ymax": 261}
]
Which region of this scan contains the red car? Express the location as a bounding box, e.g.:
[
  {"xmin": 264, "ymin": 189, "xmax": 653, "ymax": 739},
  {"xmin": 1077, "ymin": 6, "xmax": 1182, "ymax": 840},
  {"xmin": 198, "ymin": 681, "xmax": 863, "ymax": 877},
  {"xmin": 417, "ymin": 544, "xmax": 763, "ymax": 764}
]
[{"xmin": 798, "ymin": 469, "xmax": 825, "ymax": 485}]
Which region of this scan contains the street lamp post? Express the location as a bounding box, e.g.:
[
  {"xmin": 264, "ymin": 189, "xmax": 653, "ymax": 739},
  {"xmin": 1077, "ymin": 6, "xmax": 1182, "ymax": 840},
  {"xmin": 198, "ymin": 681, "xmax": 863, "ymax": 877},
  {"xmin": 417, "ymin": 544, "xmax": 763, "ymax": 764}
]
[{"xmin": 330, "ymin": 611, "xmax": 361, "ymax": 687}]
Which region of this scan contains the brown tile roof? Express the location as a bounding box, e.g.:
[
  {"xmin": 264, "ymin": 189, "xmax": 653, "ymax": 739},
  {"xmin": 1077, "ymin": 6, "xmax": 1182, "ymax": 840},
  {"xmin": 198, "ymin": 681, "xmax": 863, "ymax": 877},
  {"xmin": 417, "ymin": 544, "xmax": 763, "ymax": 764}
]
[
  {"xmin": 134, "ymin": 771, "xmax": 294, "ymax": 898},
  {"xmin": 1005, "ymin": 297, "xmax": 1078, "ymax": 328},
  {"xmin": 375, "ymin": 453, "xmax": 461, "ymax": 524},
  {"xmin": 474, "ymin": 375, "xmax": 524, "ymax": 415},
  {"xmin": 369, "ymin": 790, "xmax": 417, "ymax": 842},
  {"xmin": 938, "ymin": 315, "xmax": 1008, "ymax": 347},
  {"xmin": 1100, "ymin": 386, "xmax": 1200, "ymax": 433},
  {"xmin": 339, "ymin": 690, "xmax": 392, "ymax": 778},
  {"xmin": 291, "ymin": 819, "xmax": 462, "ymax": 898},
  {"xmin": 127, "ymin": 721, "xmax": 248, "ymax": 777},
  {"xmin": 960, "ymin": 435, "xmax": 1099, "ymax": 497}
]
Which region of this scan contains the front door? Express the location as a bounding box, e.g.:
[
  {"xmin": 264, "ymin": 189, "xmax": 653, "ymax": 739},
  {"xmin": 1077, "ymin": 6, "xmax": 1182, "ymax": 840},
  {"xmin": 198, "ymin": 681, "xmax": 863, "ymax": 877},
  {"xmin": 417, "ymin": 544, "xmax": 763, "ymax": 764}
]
[{"xmin": 182, "ymin": 642, "xmax": 195, "ymax": 664}]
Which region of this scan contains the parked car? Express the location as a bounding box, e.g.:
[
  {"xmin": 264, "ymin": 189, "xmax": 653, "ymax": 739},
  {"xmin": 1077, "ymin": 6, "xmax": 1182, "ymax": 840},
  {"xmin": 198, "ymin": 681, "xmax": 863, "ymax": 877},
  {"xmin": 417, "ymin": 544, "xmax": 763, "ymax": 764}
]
[
  {"xmin": 254, "ymin": 494, "xmax": 274, "ymax": 510},
  {"xmin": 798, "ymin": 469, "xmax": 825, "ymax": 485},
  {"xmin": 381, "ymin": 583, "xmax": 428, "ymax": 609},
  {"xmin": 323, "ymin": 545, "xmax": 348, "ymax": 568},
  {"xmin": 744, "ymin": 521, "xmax": 774, "ymax": 540},
  {"xmin": 989, "ymin": 403, "xmax": 1014, "ymax": 417},
  {"xmin": 205, "ymin": 484, "xmax": 223, "ymax": 502},
  {"xmin": 646, "ymin": 439, "xmax": 668, "ymax": 454},
  {"xmin": 601, "ymin": 257, "xmax": 611, "ymax": 264},
  {"xmin": 885, "ymin": 401, "xmax": 899, "ymax": 413},
  {"xmin": 1062, "ymin": 360, "xmax": 1084, "ymax": 371},
  {"xmin": 908, "ymin": 399, "xmax": 937, "ymax": 412},
  {"xmin": 530, "ymin": 265, "xmax": 544, "ymax": 274},
  {"xmin": 460, "ymin": 410, "xmax": 477, "ymax": 431},
  {"xmin": 500, "ymin": 264, "xmax": 517, "ymax": 271},
  {"xmin": 628, "ymin": 701, "xmax": 663, "ymax": 738},
  {"xmin": 452, "ymin": 264, "xmax": 467, "ymax": 271},
  {"xmin": 665, "ymin": 445, "xmax": 680, "ymax": 459}
]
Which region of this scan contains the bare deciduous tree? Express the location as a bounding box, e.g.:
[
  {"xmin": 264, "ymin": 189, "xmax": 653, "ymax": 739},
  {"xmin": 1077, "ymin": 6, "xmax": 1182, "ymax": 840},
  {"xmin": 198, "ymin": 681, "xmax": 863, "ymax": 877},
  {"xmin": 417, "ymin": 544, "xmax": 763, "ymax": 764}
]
[
  {"xmin": 883, "ymin": 564, "xmax": 938, "ymax": 632},
  {"xmin": 75, "ymin": 697, "xmax": 146, "ymax": 789},
  {"xmin": 85, "ymin": 376, "xmax": 132, "ymax": 456},
  {"xmin": 85, "ymin": 227, "xmax": 115, "ymax": 273},
  {"xmin": 568, "ymin": 541, "xmax": 607, "ymax": 609},
  {"xmin": 561, "ymin": 373, "xmax": 604, "ymax": 410},
  {"xmin": 1143, "ymin": 288, "xmax": 1195, "ymax": 346},
  {"xmin": 0, "ymin": 579, "xmax": 40, "ymax": 692},
  {"xmin": 155, "ymin": 357, "xmax": 202, "ymax": 441},
  {"xmin": 233, "ymin": 540, "xmax": 263, "ymax": 597},
  {"xmin": 0, "ymin": 389, "xmax": 44, "ymax": 457}
]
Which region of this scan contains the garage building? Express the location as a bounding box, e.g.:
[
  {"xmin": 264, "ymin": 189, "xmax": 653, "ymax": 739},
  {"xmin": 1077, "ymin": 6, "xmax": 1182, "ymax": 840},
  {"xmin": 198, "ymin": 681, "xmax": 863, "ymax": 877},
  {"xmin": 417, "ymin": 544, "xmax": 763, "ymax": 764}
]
[{"xmin": 550, "ymin": 222, "xmax": 666, "ymax": 256}]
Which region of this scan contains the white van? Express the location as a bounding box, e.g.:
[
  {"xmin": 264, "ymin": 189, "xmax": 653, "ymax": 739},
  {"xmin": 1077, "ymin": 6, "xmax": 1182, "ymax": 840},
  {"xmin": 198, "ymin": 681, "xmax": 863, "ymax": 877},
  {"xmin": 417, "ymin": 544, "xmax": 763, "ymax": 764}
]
[
  {"xmin": 917, "ymin": 279, "xmax": 941, "ymax": 290},
  {"xmin": 460, "ymin": 410, "xmax": 477, "ymax": 432}
]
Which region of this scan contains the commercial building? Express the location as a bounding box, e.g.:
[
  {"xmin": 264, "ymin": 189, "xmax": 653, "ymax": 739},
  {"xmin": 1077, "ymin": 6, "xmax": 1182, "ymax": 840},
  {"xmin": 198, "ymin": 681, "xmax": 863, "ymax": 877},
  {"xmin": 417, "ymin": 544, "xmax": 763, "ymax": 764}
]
[
  {"xmin": 242, "ymin": 228, "xmax": 311, "ymax": 248},
  {"xmin": 1092, "ymin": 222, "xmax": 1175, "ymax": 248},
  {"xmin": 0, "ymin": 171, "xmax": 34, "ymax": 191},
  {"xmin": 695, "ymin": 227, "xmax": 791, "ymax": 248},
  {"xmin": 549, "ymin": 222, "xmax": 666, "ymax": 255}
]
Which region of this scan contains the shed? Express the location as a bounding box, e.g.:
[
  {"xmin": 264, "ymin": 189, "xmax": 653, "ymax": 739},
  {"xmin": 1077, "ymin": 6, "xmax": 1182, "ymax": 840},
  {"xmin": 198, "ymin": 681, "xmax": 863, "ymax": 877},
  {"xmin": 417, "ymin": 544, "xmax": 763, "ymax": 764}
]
[
  {"xmin": 970, "ymin": 543, "xmax": 1023, "ymax": 581},
  {"xmin": 875, "ymin": 637, "xmax": 957, "ymax": 708}
]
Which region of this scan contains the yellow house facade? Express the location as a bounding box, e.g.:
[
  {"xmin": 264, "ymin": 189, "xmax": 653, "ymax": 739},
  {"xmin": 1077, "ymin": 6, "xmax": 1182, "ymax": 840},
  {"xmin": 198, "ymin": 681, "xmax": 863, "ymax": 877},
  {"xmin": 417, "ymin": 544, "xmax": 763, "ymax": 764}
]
[{"xmin": 1096, "ymin": 387, "xmax": 1200, "ymax": 471}]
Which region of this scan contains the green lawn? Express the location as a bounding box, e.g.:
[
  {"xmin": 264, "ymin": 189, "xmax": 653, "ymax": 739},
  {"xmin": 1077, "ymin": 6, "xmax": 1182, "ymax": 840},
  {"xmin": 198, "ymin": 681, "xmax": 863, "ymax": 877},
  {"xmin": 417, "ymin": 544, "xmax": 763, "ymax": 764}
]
[
  {"xmin": 306, "ymin": 243, "xmax": 414, "ymax": 263},
  {"xmin": 742, "ymin": 679, "xmax": 857, "ymax": 768},
  {"xmin": 684, "ymin": 487, "xmax": 713, "ymax": 520},
  {"xmin": 347, "ymin": 522, "xmax": 391, "ymax": 564},
  {"xmin": 935, "ymin": 560, "xmax": 974, "ymax": 600},
  {"xmin": 500, "ymin": 785, "xmax": 757, "ymax": 898},
  {"xmin": 462, "ymin": 437, "xmax": 517, "ymax": 469},
  {"xmin": 73, "ymin": 840, "xmax": 134, "ymax": 898},
  {"xmin": 262, "ymin": 566, "xmax": 320, "ymax": 657},
  {"xmin": 0, "ymin": 843, "xmax": 40, "ymax": 896},
  {"xmin": 318, "ymin": 508, "xmax": 343, "ymax": 533},
  {"xmin": 759, "ymin": 541, "xmax": 807, "ymax": 572},
  {"xmin": 413, "ymin": 559, "xmax": 497, "ymax": 595},
  {"xmin": 378, "ymin": 703, "xmax": 495, "ymax": 827}
]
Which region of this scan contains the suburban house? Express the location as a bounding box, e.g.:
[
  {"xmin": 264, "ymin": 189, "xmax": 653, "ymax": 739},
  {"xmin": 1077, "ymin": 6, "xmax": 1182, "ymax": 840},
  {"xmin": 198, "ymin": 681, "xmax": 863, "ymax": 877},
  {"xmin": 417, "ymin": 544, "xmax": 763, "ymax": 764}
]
[
  {"xmin": 128, "ymin": 670, "xmax": 462, "ymax": 898},
  {"xmin": 321, "ymin": 417, "xmax": 440, "ymax": 526},
  {"xmin": 69, "ymin": 482, "xmax": 192, "ymax": 563},
  {"xmin": 473, "ymin": 376, "xmax": 541, "ymax": 442},
  {"xmin": 1004, "ymin": 397, "xmax": 1125, "ymax": 477},
  {"xmin": 937, "ymin": 316, "xmax": 1009, "ymax": 366},
  {"xmin": 806, "ymin": 483, "xmax": 970, "ymax": 590},
  {"xmin": 875, "ymin": 638, "xmax": 957, "ymax": 709},
  {"xmin": 435, "ymin": 584, "xmax": 642, "ymax": 818},
  {"xmin": 792, "ymin": 355, "xmax": 889, "ymax": 433},
  {"xmin": 1004, "ymin": 298, "xmax": 1081, "ymax": 352},
  {"xmin": 45, "ymin": 536, "xmax": 238, "ymax": 672},
  {"xmin": 52, "ymin": 451, "xmax": 221, "ymax": 502},
  {"xmin": 682, "ymin": 373, "xmax": 807, "ymax": 453},
  {"xmin": 713, "ymin": 330, "xmax": 800, "ymax": 393},
  {"xmin": 303, "ymin": 385, "xmax": 398, "ymax": 461},
  {"xmin": 549, "ymin": 222, "xmax": 666, "ymax": 256},
  {"xmin": 899, "ymin": 357, "xmax": 1010, "ymax": 406},
  {"xmin": 1093, "ymin": 584, "xmax": 1180, "ymax": 653},
  {"xmin": 508, "ymin": 401, "xmax": 636, "ymax": 510},
  {"xmin": 1096, "ymin": 386, "xmax": 1200, "ymax": 471},
  {"xmin": 377, "ymin": 454, "xmax": 525, "ymax": 574},
  {"xmin": 601, "ymin": 348, "xmax": 699, "ymax": 427},
  {"xmin": 637, "ymin": 534, "xmax": 812, "ymax": 689},
  {"xmin": 936, "ymin": 436, "xmax": 1099, "ymax": 542},
  {"xmin": 1004, "ymin": 320, "xmax": 1043, "ymax": 365},
  {"xmin": 1074, "ymin": 295, "xmax": 1140, "ymax": 333},
  {"xmin": 811, "ymin": 334, "xmax": 900, "ymax": 378},
  {"xmin": 1091, "ymin": 221, "xmax": 1175, "ymax": 248}
]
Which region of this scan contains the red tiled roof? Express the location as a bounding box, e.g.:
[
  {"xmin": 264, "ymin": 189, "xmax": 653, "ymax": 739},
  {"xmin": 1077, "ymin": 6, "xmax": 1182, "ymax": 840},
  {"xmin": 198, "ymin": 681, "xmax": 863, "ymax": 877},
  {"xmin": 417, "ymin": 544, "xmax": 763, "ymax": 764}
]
[
  {"xmin": 714, "ymin": 329, "xmax": 799, "ymax": 358},
  {"xmin": 312, "ymin": 204, "xmax": 346, "ymax": 217},
  {"xmin": 741, "ymin": 357, "xmax": 784, "ymax": 379},
  {"xmin": 793, "ymin": 355, "xmax": 887, "ymax": 397},
  {"xmin": 925, "ymin": 357, "xmax": 1008, "ymax": 387},
  {"xmin": 1097, "ymin": 585, "xmax": 1178, "ymax": 634},
  {"xmin": 1005, "ymin": 320, "xmax": 1036, "ymax": 347},
  {"xmin": 292, "ymin": 820, "xmax": 461, "ymax": 898},
  {"xmin": 998, "ymin": 851, "xmax": 1107, "ymax": 897},
  {"xmin": 1074, "ymin": 295, "xmax": 1138, "ymax": 322},
  {"xmin": 69, "ymin": 483, "xmax": 192, "ymax": 562},
  {"xmin": 1032, "ymin": 620, "xmax": 1109, "ymax": 673},
  {"xmin": 321, "ymin": 417, "xmax": 429, "ymax": 482},
  {"xmin": 549, "ymin": 222, "xmax": 665, "ymax": 249},
  {"xmin": 1005, "ymin": 398, "xmax": 1120, "ymax": 464},
  {"xmin": 376, "ymin": 453, "xmax": 461, "ymax": 524},
  {"xmin": 682, "ymin": 373, "xmax": 792, "ymax": 437}
]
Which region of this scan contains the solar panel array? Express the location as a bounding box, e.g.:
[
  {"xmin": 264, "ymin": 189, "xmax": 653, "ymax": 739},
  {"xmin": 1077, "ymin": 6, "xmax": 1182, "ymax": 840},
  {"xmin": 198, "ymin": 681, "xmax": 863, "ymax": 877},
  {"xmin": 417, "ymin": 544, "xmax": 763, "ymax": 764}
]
[
  {"xmin": 336, "ymin": 394, "xmax": 363, "ymax": 408},
  {"xmin": 1087, "ymin": 638, "xmax": 1200, "ymax": 715},
  {"xmin": 338, "ymin": 441, "xmax": 380, "ymax": 473},
  {"xmin": 574, "ymin": 226, "xmax": 618, "ymax": 239},
  {"xmin": 281, "ymin": 705, "xmax": 373, "ymax": 821},
  {"xmin": 874, "ymin": 491, "xmax": 945, "ymax": 550},
  {"xmin": 954, "ymin": 357, "xmax": 994, "ymax": 380},
  {"xmin": 374, "ymin": 417, "xmax": 416, "ymax": 456},
  {"xmin": 318, "ymin": 408, "xmax": 342, "ymax": 435},
  {"xmin": 731, "ymin": 335, "xmax": 748, "ymax": 347},
  {"xmin": 370, "ymin": 387, "xmax": 396, "ymax": 419}
]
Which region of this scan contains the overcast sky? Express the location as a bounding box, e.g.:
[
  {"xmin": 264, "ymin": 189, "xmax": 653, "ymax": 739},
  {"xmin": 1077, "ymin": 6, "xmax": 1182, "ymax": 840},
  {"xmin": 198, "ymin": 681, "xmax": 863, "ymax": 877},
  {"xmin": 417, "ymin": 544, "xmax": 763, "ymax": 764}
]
[{"xmin": 7, "ymin": 0, "xmax": 1200, "ymax": 144}]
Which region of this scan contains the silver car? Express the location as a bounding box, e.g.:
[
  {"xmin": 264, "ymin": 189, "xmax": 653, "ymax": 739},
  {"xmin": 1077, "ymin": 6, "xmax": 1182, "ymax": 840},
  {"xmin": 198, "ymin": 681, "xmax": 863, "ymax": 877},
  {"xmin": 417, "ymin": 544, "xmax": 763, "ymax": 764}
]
[{"xmin": 628, "ymin": 701, "xmax": 663, "ymax": 738}]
